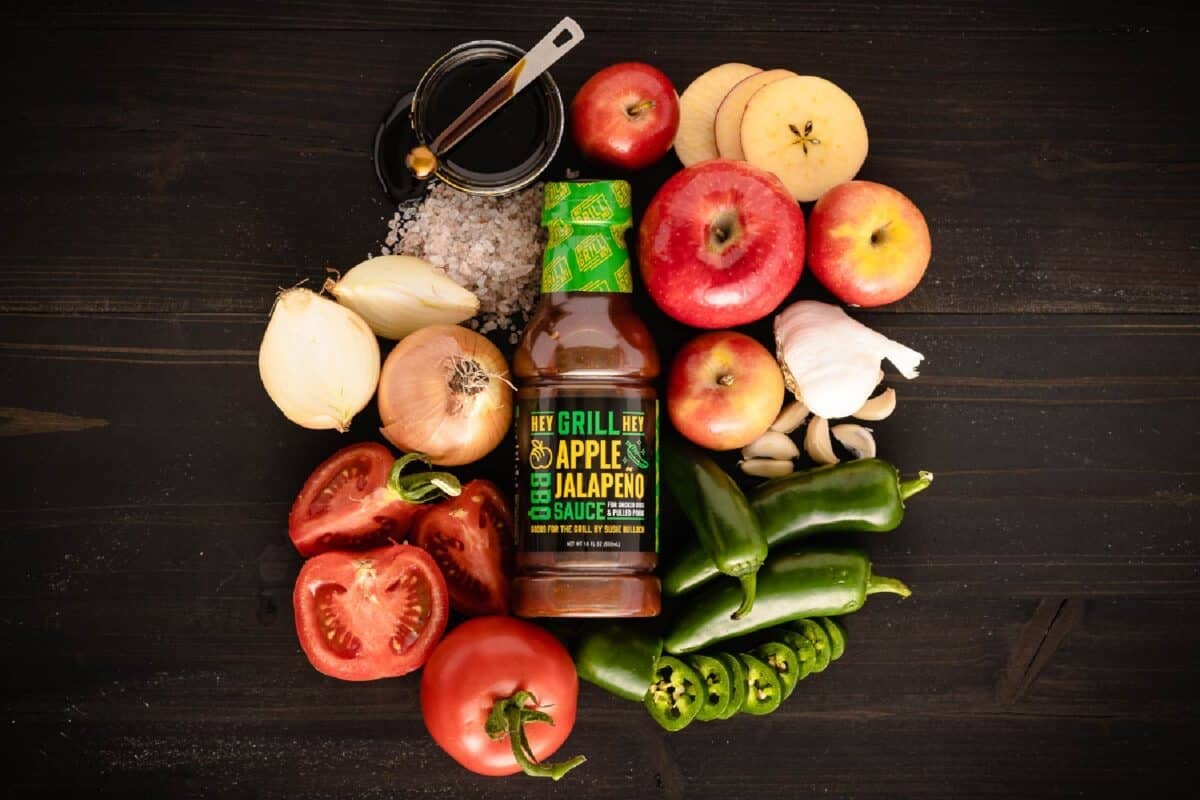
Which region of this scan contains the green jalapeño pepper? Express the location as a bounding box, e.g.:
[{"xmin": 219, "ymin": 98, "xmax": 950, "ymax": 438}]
[
  {"xmin": 664, "ymin": 547, "xmax": 911, "ymax": 654},
  {"xmin": 752, "ymin": 641, "xmax": 802, "ymax": 700},
  {"xmin": 820, "ymin": 616, "xmax": 847, "ymax": 661},
  {"xmin": 645, "ymin": 656, "xmax": 704, "ymax": 731},
  {"xmin": 686, "ymin": 653, "xmax": 732, "ymax": 721},
  {"xmin": 785, "ymin": 619, "xmax": 831, "ymax": 673},
  {"xmin": 714, "ymin": 653, "xmax": 747, "ymax": 720},
  {"xmin": 574, "ymin": 623, "xmax": 662, "ymax": 702},
  {"xmin": 663, "ymin": 438, "xmax": 768, "ymax": 619},
  {"xmin": 737, "ymin": 653, "xmax": 782, "ymax": 715},
  {"xmin": 664, "ymin": 459, "xmax": 932, "ymax": 596}
]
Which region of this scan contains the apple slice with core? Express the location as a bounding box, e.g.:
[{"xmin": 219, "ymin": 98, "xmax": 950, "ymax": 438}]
[
  {"xmin": 713, "ymin": 68, "xmax": 796, "ymax": 160},
  {"xmin": 674, "ymin": 63, "xmax": 761, "ymax": 167},
  {"xmin": 740, "ymin": 75, "xmax": 868, "ymax": 202}
]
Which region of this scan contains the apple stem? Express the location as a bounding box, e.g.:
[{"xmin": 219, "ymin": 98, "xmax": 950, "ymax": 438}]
[
  {"xmin": 625, "ymin": 99, "xmax": 656, "ymax": 119},
  {"xmin": 717, "ymin": 374, "xmax": 735, "ymax": 387}
]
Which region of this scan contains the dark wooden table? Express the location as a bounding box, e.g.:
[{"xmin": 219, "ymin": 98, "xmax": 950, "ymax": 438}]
[{"xmin": 3, "ymin": 2, "xmax": 1197, "ymax": 797}]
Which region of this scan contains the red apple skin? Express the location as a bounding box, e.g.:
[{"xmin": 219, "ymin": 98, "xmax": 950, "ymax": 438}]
[
  {"xmin": 667, "ymin": 330, "xmax": 785, "ymax": 451},
  {"xmin": 571, "ymin": 63, "xmax": 680, "ymax": 171},
  {"xmin": 807, "ymin": 181, "xmax": 932, "ymax": 307},
  {"xmin": 639, "ymin": 160, "xmax": 806, "ymax": 328}
]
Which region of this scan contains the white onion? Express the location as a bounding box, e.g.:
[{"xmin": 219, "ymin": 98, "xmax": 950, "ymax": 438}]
[
  {"xmin": 325, "ymin": 255, "xmax": 479, "ymax": 340},
  {"xmin": 258, "ymin": 287, "xmax": 380, "ymax": 431}
]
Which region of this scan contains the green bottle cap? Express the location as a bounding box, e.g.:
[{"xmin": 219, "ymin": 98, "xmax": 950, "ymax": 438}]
[{"xmin": 539, "ymin": 180, "xmax": 633, "ymax": 293}]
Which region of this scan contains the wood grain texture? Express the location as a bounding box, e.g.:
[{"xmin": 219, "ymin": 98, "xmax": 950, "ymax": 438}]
[
  {"xmin": 6, "ymin": 0, "xmax": 1190, "ymax": 32},
  {"xmin": 2, "ymin": 2, "xmax": 1198, "ymax": 797},
  {"xmin": 1, "ymin": 28, "xmax": 1196, "ymax": 314}
]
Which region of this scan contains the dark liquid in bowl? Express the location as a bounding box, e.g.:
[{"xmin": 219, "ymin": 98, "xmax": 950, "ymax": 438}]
[{"xmin": 425, "ymin": 56, "xmax": 549, "ymax": 178}]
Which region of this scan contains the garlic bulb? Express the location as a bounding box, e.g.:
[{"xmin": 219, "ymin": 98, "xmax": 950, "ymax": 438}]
[
  {"xmin": 775, "ymin": 301, "xmax": 923, "ymax": 419},
  {"xmin": 325, "ymin": 255, "xmax": 479, "ymax": 340},
  {"xmin": 259, "ymin": 288, "xmax": 380, "ymax": 431}
]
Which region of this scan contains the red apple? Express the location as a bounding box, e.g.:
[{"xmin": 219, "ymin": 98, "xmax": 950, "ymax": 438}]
[
  {"xmin": 571, "ymin": 62, "xmax": 680, "ymax": 171},
  {"xmin": 667, "ymin": 330, "xmax": 785, "ymax": 451},
  {"xmin": 639, "ymin": 160, "xmax": 805, "ymax": 328},
  {"xmin": 807, "ymin": 181, "xmax": 932, "ymax": 307}
]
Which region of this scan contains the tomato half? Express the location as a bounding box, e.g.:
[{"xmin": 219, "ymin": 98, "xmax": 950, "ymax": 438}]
[
  {"xmin": 411, "ymin": 480, "xmax": 513, "ymax": 616},
  {"xmin": 293, "ymin": 544, "xmax": 449, "ymax": 681},
  {"xmin": 288, "ymin": 443, "xmax": 420, "ymax": 557},
  {"xmin": 420, "ymin": 616, "xmax": 581, "ymax": 777}
]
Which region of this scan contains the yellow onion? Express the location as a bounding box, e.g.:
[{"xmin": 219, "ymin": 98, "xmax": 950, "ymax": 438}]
[
  {"xmin": 378, "ymin": 325, "xmax": 513, "ymax": 466},
  {"xmin": 258, "ymin": 287, "xmax": 380, "ymax": 431}
]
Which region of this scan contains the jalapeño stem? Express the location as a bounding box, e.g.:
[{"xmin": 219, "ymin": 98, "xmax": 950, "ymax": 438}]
[
  {"xmin": 387, "ymin": 452, "xmax": 462, "ymax": 503},
  {"xmin": 484, "ymin": 690, "xmax": 587, "ymax": 781},
  {"xmin": 732, "ymin": 573, "xmax": 758, "ymax": 620},
  {"xmin": 899, "ymin": 470, "xmax": 934, "ymax": 502}
]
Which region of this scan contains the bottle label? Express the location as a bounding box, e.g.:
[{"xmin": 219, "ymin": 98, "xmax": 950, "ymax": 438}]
[
  {"xmin": 540, "ymin": 180, "xmax": 634, "ymax": 294},
  {"xmin": 516, "ymin": 395, "xmax": 657, "ymax": 553}
]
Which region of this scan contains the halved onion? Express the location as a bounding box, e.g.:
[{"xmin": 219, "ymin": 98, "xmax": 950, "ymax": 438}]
[{"xmin": 378, "ymin": 325, "xmax": 513, "ymax": 466}]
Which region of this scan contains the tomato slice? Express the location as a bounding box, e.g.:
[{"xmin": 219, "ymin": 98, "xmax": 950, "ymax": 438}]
[
  {"xmin": 289, "ymin": 442, "xmax": 453, "ymax": 557},
  {"xmin": 411, "ymin": 480, "xmax": 513, "ymax": 616},
  {"xmin": 293, "ymin": 544, "xmax": 449, "ymax": 681}
]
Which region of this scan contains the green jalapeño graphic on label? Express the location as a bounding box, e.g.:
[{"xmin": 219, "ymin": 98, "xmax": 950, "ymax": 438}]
[{"xmin": 517, "ymin": 395, "xmax": 658, "ymax": 553}]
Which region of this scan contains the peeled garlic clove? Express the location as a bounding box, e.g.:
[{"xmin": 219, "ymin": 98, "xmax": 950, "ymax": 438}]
[
  {"xmin": 742, "ymin": 430, "xmax": 801, "ymax": 461},
  {"xmin": 769, "ymin": 400, "xmax": 810, "ymax": 433},
  {"xmin": 804, "ymin": 416, "xmax": 838, "ymax": 465},
  {"xmin": 325, "ymin": 254, "xmax": 479, "ymax": 340},
  {"xmin": 876, "ymin": 368, "xmax": 886, "ymax": 386},
  {"xmin": 259, "ymin": 288, "xmax": 380, "ymax": 431},
  {"xmin": 740, "ymin": 458, "xmax": 796, "ymax": 478},
  {"xmin": 852, "ymin": 388, "xmax": 897, "ymax": 421},
  {"xmin": 831, "ymin": 423, "xmax": 877, "ymax": 460}
]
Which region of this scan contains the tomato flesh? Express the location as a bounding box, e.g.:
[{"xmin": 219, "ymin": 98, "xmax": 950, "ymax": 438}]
[
  {"xmin": 412, "ymin": 480, "xmax": 513, "ymax": 616},
  {"xmin": 420, "ymin": 616, "xmax": 578, "ymax": 776},
  {"xmin": 293, "ymin": 544, "xmax": 448, "ymax": 681},
  {"xmin": 289, "ymin": 443, "xmax": 418, "ymax": 557}
]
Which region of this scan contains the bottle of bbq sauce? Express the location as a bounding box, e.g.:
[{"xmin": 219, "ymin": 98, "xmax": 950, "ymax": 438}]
[{"xmin": 512, "ymin": 180, "xmax": 661, "ymax": 618}]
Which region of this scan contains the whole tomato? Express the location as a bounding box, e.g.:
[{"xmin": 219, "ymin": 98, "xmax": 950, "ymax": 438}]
[{"xmin": 420, "ymin": 616, "xmax": 585, "ymax": 780}]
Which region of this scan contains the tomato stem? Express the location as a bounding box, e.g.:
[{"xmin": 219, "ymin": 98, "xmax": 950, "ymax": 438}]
[
  {"xmin": 387, "ymin": 452, "xmax": 462, "ymax": 503},
  {"xmin": 484, "ymin": 690, "xmax": 587, "ymax": 781}
]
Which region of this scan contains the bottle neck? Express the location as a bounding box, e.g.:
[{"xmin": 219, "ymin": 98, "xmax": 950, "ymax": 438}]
[{"xmin": 540, "ymin": 224, "xmax": 632, "ymax": 295}]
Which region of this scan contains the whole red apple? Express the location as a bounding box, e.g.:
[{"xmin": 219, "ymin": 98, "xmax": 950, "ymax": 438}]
[
  {"xmin": 807, "ymin": 180, "xmax": 931, "ymax": 307},
  {"xmin": 667, "ymin": 330, "xmax": 785, "ymax": 451},
  {"xmin": 571, "ymin": 62, "xmax": 679, "ymax": 171},
  {"xmin": 639, "ymin": 160, "xmax": 805, "ymax": 328}
]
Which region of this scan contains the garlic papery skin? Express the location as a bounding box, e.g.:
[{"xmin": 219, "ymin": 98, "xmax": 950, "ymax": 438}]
[
  {"xmin": 325, "ymin": 255, "xmax": 479, "ymax": 340},
  {"xmin": 775, "ymin": 301, "xmax": 923, "ymax": 419},
  {"xmin": 259, "ymin": 287, "xmax": 380, "ymax": 432}
]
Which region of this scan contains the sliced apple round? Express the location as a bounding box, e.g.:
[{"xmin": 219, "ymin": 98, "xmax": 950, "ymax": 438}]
[
  {"xmin": 674, "ymin": 63, "xmax": 761, "ymax": 167},
  {"xmin": 740, "ymin": 75, "xmax": 868, "ymax": 202},
  {"xmin": 713, "ymin": 68, "xmax": 796, "ymax": 160}
]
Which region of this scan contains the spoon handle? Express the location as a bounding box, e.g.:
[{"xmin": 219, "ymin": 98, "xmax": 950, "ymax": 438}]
[{"xmin": 430, "ymin": 16, "xmax": 584, "ymax": 156}]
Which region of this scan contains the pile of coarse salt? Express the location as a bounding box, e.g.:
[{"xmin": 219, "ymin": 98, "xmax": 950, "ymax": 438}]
[{"xmin": 380, "ymin": 181, "xmax": 547, "ymax": 343}]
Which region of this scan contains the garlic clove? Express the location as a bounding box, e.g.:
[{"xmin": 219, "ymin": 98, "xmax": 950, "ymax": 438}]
[
  {"xmin": 741, "ymin": 430, "xmax": 801, "ymax": 461},
  {"xmin": 740, "ymin": 458, "xmax": 796, "ymax": 478},
  {"xmin": 831, "ymin": 423, "xmax": 877, "ymax": 460},
  {"xmin": 769, "ymin": 400, "xmax": 810, "ymax": 433},
  {"xmin": 876, "ymin": 368, "xmax": 886, "ymax": 386},
  {"xmin": 325, "ymin": 255, "xmax": 479, "ymax": 340},
  {"xmin": 852, "ymin": 388, "xmax": 897, "ymax": 421},
  {"xmin": 804, "ymin": 416, "xmax": 838, "ymax": 465}
]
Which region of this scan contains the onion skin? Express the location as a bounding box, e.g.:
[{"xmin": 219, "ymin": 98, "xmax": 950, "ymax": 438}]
[{"xmin": 378, "ymin": 325, "xmax": 513, "ymax": 466}]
